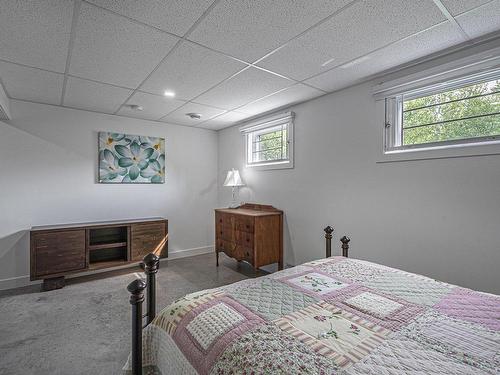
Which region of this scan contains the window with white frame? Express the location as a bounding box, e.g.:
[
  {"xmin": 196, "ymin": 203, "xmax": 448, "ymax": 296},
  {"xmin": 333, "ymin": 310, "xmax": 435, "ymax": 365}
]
[
  {"xmin": 384, "ymin": 70, "xmax": 500, "ymax": 152},
  {"xmin": 240, "ymin": 112, "xmax": 294, "ymax": 169}
]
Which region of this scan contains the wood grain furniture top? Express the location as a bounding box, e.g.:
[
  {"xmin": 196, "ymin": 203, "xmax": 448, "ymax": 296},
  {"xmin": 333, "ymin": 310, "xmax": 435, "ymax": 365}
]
[{"xmin": 31, "ymin": 217, "xmax": 166, "ymax": 231}]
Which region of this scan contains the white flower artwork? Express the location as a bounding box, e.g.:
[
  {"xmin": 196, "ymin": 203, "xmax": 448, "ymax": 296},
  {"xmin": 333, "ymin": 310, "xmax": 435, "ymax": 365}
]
[{"xmin": 98, "ymin": 132, "xmax": 165, "ymax": 184}]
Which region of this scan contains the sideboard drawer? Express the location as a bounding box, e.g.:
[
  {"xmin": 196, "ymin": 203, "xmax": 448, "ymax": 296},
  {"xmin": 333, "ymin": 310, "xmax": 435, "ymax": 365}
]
[
  {"xmin": 131, "ymin": 222, "xmax": 167, "ymax": 260},
  {"xmin": 33, "ymin": 230, "xmax": 86, "ymax": 277}
]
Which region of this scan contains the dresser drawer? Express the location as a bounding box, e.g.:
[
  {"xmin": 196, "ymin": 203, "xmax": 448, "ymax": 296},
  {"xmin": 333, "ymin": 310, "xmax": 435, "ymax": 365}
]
[
  {"xmin": 234, "ymin": 230, "xmax": 253, "ymax": 247},
  {"xmin": 218, "ymin": 240, "xmax": 253, "ymax": 263},
  {"xmin": 234, "ymin": 216, "xmax": 254, "ymax": 233},
  {"xmin": 216, "ymin": 212, "xmax": 230, "ymax": 226},
  {"xmin": 33, "ymin": 230, "xmax": 86, "ymax": 277}
]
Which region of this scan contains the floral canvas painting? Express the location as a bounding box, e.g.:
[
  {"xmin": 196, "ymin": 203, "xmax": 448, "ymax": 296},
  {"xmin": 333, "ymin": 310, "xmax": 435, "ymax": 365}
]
[{"xmin": 98, "ymin": 132, "xmax": 165, "ymax": 183}]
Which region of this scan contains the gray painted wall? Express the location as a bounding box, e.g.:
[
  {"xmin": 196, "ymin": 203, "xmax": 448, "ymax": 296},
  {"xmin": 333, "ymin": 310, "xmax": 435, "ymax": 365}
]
[
  {"xmin": 0, "ymin": 100, "xmax": 218, "ymax": 289},
  {"xmin": 218, "ymin": 82, "xmax": 500, "ymax": 294}
]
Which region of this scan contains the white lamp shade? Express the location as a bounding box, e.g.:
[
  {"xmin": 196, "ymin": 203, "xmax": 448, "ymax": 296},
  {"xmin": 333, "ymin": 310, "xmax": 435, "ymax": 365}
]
[{"xmin": 223, "ymin": 169, "xmax": 244, "ymax": 187}]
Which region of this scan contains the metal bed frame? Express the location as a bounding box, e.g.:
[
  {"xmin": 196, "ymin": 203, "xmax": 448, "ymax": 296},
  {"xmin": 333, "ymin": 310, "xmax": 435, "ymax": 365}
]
[{"xmin": 126, "ymin": 226, "xmax": 350, "ymax": 375}]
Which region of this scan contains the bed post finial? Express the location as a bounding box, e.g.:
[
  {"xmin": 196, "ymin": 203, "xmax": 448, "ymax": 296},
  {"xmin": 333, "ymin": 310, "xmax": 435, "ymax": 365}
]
[
  {"xmin": 340, "ymin": 236, "xmax": 351, "ymax": 258},
  {"xmin": 324, "ymin": 226, "xmax": 334, "ymax": 258},
  {"xmin": 143, "ymin": 253, "xmax": 160, "ymax": 324},
  {"xmin": 127, "ymin": 279, "xmax": 146, "ymax": 375}
]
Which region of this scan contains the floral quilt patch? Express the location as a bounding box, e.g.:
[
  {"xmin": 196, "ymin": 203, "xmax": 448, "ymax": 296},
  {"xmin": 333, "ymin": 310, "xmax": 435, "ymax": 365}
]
[
  {"xmin": 274, "ymin": 302, "xmax": 389, "ymax": 368},
  {"xmin": 325, "ymin": 285, "xmax": 426, "ymax": 331},
  {"xmin": 210, "ymin": 324, "xmax": 338, "ymax": 374},
  {"xmin": 172, "ymin": 296, "xmax": 264, "ymax": 375},
  {"xmin": 278, "ymin": 270, "xmax": 350, "ymax": 298},
  {"xmin": 152, "ymin": 290, "xmax": 225, "ymax": 335}
]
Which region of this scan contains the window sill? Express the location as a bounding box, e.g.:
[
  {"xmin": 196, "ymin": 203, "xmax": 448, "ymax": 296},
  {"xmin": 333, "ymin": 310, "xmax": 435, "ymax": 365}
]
[
  {"xmin": 377, "ymin": 141, "xmax": 500, "ymax": 163},
  {"xmin": 245, "ymin": 160, "xmax": 294, "ymax": 171}
]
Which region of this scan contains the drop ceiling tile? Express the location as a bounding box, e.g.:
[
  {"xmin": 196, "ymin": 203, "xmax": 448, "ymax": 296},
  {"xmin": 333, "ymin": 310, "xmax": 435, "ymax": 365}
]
[
  {"xmin": 456, "ymin": 0, "xmax": 500, "ymax": 39},
  {"xmin": 258, "ymin": 0, "xmax": 446, "ymax": 81},
  {"xmin": 86, "ymin": 0, "xmax": 214, "ymax": 36},
  {"xmin": 304, "ymin": 21, "xmax": 464, "ymax": 92},
  {"xmin": 440, "ymin": 0, "xmax": 491, "ymax": 16},
  {"xmin": 0, "ymin": 61, "xmax": 63, "ymax": 105},
  {"xmin": 0, "ymin": 0, "xmax": 73, "ymax": 72},
  {"xmin": 64, "ymin": 77, "xmax": 133, "ymax": 114},
  {"xmin": 188, "ymin": 0, "xmax": 355, "ymax": 62},
  {"xmin": 199, "ymin": 111, "xmax": 251, "ymax": 130},
  {"xmin": 140, "ymin": 41, "xmax": 246, "ymax": 100},
  {"xmin": 117, "ymin": 91, "xmax": 185, "ymax": 120},
  {"xmin": 195, "ymin": 67, "xmax": 292, "ymax": 110},
  {"xmin": 239, "ymin": 84, "xmax": 324, "ymax": 115},
  {"xmin": 69, "ymin": 2, "xmax": 179, "ymax": 88},
  {"xmin": 161, "ymin": 102, "xmax": 225, "ymax": 126}
]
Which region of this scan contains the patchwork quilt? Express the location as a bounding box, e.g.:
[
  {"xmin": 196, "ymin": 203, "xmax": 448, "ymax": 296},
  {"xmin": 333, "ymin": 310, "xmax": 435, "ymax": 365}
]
[{"xmin": 123, "ymin": 257, "xmax": 500, "ymax": 374}]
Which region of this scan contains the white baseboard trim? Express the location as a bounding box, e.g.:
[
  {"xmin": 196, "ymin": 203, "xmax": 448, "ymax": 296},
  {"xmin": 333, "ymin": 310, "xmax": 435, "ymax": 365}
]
[
  {"xmin": 0, "ymin": 245, "xmax": 214, "ymax": 291},
  {"xmin": 0, "ymin": 275, "xmax": 41, "ymax": 291},
  {"xmin": 167, "ymin": 246, "xmax": 213, "ymax": 260}
]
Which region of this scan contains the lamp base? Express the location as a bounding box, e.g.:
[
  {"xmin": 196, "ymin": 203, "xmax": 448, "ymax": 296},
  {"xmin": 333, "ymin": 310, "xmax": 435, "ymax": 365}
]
[{"xmin": 228, "ymin": 201, "xmax": 240, "ymax": 209}]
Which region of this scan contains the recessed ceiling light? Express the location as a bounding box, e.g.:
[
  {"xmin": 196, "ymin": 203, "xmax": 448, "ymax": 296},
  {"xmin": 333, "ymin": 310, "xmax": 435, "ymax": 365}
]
[
  {"xmin": 125, "ymin": 104, "xmax": 143, "ymax": 111},
  {"xmin": 163, "ymin": 90, "xmax": 176, "ymax": 98},
  {"xmin": 321, "ymin": 57, "xmax": 336, "ymax": 67},
  {"xmin": 186, "ymin": 113, "xmax": 202, "ymax": 120}
]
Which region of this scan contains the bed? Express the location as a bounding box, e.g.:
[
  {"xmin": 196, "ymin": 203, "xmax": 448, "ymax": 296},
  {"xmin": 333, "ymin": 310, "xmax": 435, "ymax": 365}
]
[{"xmin": 123, "ymin": 227, "xmax": 499, "ymax": 374}]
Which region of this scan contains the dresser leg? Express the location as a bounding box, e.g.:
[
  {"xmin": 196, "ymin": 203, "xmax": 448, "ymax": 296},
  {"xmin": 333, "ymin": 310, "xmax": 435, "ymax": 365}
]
[
  {"xmin": 278, "ymin": 260, "xmax": 283, "ymax": 271},
  {"xmin": 216, "ymin": 250, "xmax": 219, "ymax": 267}
]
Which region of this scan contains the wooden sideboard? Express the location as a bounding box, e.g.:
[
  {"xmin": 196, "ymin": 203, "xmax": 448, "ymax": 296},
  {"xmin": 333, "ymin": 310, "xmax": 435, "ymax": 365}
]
[
  {"xmin": 215, "ymin": 204, "xmax": 283, "ymax": 270},
  {"xmin": 30, "ymin": 218, "xmax": 168, "ymax": 290}
]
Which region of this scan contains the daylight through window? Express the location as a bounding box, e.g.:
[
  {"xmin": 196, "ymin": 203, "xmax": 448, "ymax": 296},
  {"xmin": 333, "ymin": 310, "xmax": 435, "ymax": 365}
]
[
  {"xmin": 241, "ymin": 112, "xmax": 294, "ymax": 169},
  {"xmin": 385, "ymin": 71, "xmax": 500, "ymax": 152}
]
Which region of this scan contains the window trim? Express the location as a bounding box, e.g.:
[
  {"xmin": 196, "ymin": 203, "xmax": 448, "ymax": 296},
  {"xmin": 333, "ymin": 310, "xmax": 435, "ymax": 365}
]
[
  {"xmin": 383, "ymin": 68, "xmax": 500, "ymax": 154},
  {"xmin": 240, "ymin": 112, "xmax": 294, "ymax": 170}
]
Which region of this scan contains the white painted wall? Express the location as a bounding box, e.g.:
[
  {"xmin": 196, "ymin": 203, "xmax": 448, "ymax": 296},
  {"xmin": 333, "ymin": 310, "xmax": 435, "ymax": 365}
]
[
  {"xmin": 0, "ymin": 100, "xmax": 218, "ymax": 289},
  {"xmin": 218, "ymin": 82, "xmax": 500, "ymax": 294}
]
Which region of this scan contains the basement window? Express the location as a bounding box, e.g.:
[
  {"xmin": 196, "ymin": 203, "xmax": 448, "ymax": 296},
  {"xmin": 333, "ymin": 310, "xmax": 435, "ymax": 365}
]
[
  {"xmin": 384, "ymin": 70, "xmax": 500, "ymax": 152},
  {"xmin": 240, "ymin": 112, "xmax": 294, "ymax": 170}
]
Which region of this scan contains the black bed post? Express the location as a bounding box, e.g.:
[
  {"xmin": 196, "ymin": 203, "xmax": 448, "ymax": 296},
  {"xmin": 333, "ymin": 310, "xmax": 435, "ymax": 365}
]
[
  {"xmin": 340, "ymin": 236, "xmax": 351, "ymax": 258},
  {"xmin": 324, "ymin": 226, "xmax": 334, "ymax": 258},
  {"xmin": 143, "ymin": 253, "xmax": 160, "ymax": 324},
  {"xmin": 127, "ymin": 279, "xmax": 146, "ymax": 375}
]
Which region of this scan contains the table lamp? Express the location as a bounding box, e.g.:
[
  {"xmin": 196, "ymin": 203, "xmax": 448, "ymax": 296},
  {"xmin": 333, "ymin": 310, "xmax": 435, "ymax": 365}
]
[{"xmin": 223, "ymin": 168, "xmax": 244, "ymax": 208}]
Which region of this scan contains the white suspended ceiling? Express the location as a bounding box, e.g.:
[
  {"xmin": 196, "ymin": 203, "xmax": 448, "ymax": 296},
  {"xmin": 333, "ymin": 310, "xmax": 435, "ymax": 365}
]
[{"xmin": 0, "ymin": 0, "xmax": 499, "ymax": 130}]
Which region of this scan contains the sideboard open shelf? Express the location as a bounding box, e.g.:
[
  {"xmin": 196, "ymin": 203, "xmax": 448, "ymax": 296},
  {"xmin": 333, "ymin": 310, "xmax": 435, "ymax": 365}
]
[{"xmin": 30, "ymin": 218, "xmax": 168, "ymax": 290}]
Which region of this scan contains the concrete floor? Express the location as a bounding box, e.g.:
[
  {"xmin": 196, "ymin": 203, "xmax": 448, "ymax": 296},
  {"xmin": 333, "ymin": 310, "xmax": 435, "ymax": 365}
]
[{"xmin": 0, "ymin": 253, "xmax": 266, "ymax": 375}]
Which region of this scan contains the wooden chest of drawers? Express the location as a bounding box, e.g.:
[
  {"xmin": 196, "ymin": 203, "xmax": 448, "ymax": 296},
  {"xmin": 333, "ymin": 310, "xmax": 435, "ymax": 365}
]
[{"xmin": 215, "ymin": 203, "xmax": 283, "ymax": 270}]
